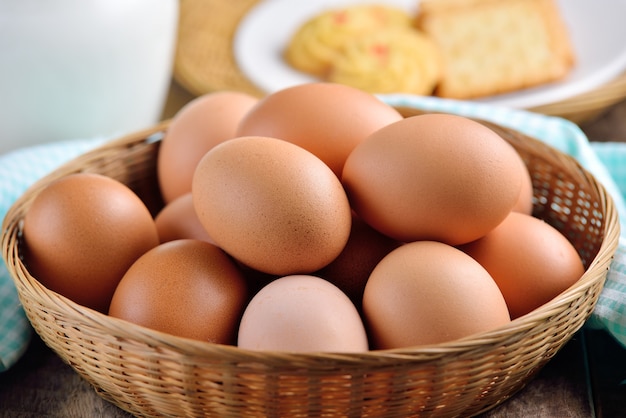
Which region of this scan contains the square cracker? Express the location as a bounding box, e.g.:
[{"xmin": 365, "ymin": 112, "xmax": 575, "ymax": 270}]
[{"xmin": 415, "ymin": 0, "xmax": 575, "ymax": 100}]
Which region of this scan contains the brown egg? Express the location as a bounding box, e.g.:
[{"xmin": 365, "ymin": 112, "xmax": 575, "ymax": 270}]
[
  {"xmin": 362, "ymin": 241, "xmax": 510, "ymax": 349},
  {"xmin": 342, "ymin": 114, "xmax": 524, "ymax": 245},
  {"xmin": 109, "ymin": 239, "xmax": 248, "ymax": 344},
  {"xmin": 458, "ymin": 211, "xmax": 585, "ymax": 319},
  {"xmin": 154, "ymin": 192, "xmax": 215, "ymax": 244},
  {"xmin": 236, "ymin": 263, "xmax": 279, "ymax": 297},
  {"xmin": 236, "ymin": 82, "xmax": 403, "ymax": 176},
  {"xmin": 315, "ymin": 214, "xmax": 401, "ymax": 310},
  {"xmin": 157, "ymin": 91, "xmax": 259, "ymax": 203},
  {"xmin": 237, "ymin": 275, "xmax": 369, "ymax": 352},
  {"xmin": 192, "ymin": 136, "xmax": 352, "ymax": 275},
  {"xmin": 22, "ymin": 173, "xmax": 159, "ymax": 313},
  {"xmin": 513, "ymin": 154, "xmax": 534, "ymax": 215}
]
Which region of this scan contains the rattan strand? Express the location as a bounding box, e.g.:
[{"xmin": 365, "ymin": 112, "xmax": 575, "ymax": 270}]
[{"xmin": 2, "ymin": 112, "xmax": 620, "ymax": 417}]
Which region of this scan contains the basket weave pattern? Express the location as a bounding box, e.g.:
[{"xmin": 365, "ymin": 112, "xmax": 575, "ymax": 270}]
[{"xmin": 2, "ymin": 113, "xmax": 620, "ymax": 417}]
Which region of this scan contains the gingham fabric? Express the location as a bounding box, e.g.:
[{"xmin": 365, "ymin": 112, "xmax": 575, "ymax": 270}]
[
  {"xmin": 584, "ymin": 142, "xmax": 626, "ymax": 342},
  {"xmin": 2, "ymin": 95, "xmax": 626, "ymax": 372}
]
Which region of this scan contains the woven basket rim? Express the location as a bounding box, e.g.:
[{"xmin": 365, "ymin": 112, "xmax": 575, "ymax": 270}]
[
  {"xmin": 173, "ymin": 0, "xmax": 626, "ymax": 124},
  {"xmin": 1, "ymin": 117, "xmax": 620, "ymax": 365}
]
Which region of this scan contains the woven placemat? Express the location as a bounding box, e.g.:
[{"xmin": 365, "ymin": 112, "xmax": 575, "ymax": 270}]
[
  {"xmin": 173, "ymin": 0, "xmax": 626, "ymax": 123},
  {"xmin": 174, "ymin": 0, "xmax": 263, "ymax": 98}
]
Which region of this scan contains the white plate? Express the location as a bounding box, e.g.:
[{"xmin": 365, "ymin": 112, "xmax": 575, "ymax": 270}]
[{"xmin": 234, "ymin": 0, "xmax": 626, "ymax": 109}]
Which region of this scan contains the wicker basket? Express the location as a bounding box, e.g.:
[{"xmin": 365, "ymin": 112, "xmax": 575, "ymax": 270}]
[{"xmin": 2, "ymin": 111, "xmax": 620, "ymax": 418}]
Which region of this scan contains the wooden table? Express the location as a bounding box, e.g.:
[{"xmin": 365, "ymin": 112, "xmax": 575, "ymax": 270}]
[{"xmin": 2, "ymin": 82, "xmax": 626, "ymax": 417}]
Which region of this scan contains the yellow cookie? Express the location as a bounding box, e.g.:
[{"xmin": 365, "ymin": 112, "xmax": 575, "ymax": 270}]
[
  {"xmin": 328, "ymin": 28, "xmax": 442, "ymax": 95},
  {"xmin": 284, "ymin": 5, "xmax": 412, "ymax": 77}
]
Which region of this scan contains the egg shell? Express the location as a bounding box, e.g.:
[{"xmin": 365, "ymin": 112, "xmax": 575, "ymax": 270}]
[
  {"xmin": 22, "ymin": 172, "xmax": 159, "ymax": 313},
  {"xmin": 513, "ymin": 154, "xmax": 534, "ymax": 215},
  {"xmin": 237, "ymin": 275, "xmax": 369, "ymax": 352},
  {"xmin": 109, "ymin": 239, "xmax": 248, "ymax": 344},
  {"xmin": 362, "ymin": 241, "xmax": 511, "ymax": 349},
  {"xmin": 192, "ymin": 136, "xmax": 352, "ymax": 276},
  {"xmin": 315, "ymin": 213, "xmax": 402, "ymax": 311},
  {"xmin": 157, "ymin": 91, "xmax": 259, "ymax": 203},
  {"xmin": 236, "ymin": 82, "xmax": 403, "ymax": 177},
  {"xmin": 458, "ymin": 211, "xmax": 585, "ymax": 319},
  {"xmin": 154, "ymin": 192, "xmax": 215, "ymax": 244},
  {"xmin": 342, "ymin": 113, "xmax": 524, "ymax": 245}
]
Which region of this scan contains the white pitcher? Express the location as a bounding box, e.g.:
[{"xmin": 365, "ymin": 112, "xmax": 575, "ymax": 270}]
[{"xmin": 0, "ymin": 0, "xmax": 179, "ymax": 154}]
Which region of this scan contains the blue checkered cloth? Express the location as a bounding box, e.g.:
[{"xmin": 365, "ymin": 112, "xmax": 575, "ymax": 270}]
[{"xmin": 2, "ymin": 96, "xmax": 626, "ymax": 371}]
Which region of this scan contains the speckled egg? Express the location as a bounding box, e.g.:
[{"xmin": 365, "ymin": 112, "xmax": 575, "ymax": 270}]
[
  {"xmin": 342, "ymin": 113, "xmax": 524, "ymax": 245},
  {"xmin": 192, "ymin": 136, "xmax": 352, "ymax": 275}
]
